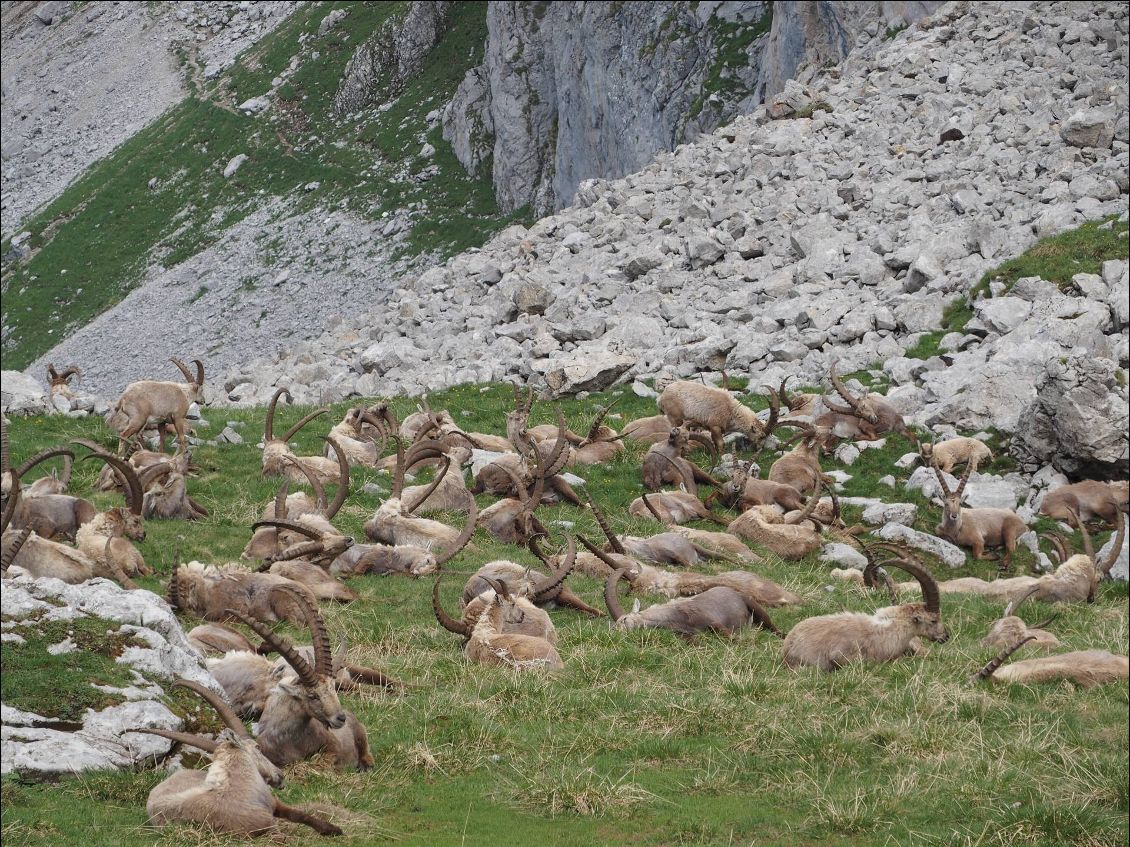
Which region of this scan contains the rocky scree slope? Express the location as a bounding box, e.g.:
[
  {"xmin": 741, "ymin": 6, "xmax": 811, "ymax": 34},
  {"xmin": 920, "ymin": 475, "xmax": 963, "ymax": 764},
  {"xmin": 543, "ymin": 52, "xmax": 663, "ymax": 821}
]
[
  {"xmin": 218, "ymin": 1, "xmax": 1129, "ymax": 477},
  {"xmin": 0, "ymin": 0, "xmax": 298, "ymax": 236}
]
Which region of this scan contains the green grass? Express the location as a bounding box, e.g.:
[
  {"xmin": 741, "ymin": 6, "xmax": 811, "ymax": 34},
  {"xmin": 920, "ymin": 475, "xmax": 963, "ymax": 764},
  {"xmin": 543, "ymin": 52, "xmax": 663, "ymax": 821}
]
[
  {"xmin": 0, "ymin": 1, "xmax": 529, "ymax": 371},
  {"xmin": 2, "ymin": 381, "xmax": 1126, "ymax": 846},
  {"xmin": 904, "ymin": 216, "xmax": 1126, "ymax": 360}
]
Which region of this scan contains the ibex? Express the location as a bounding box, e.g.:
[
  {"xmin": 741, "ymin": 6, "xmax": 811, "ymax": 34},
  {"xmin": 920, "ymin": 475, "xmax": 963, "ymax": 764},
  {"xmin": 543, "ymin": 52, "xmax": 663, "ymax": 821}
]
[
  {"xmin": 568, "ymin": 400, "xmax": 627, "ymax": 466},
  {"xmin": 324, "ymin": 408, "xmax": 381, "ymax": 468},
  {"xmin": 783, "ymin": 556, "xmax": 948, "ymax": 671},
  {"xmin": 4, "ymin": 444, "xmax": 94, "ymax": 539},
  {"xmin": 260, "ymin": 388, "xmax": 339, "ymax": 484},
  {"xmin": 229, "ymin": 586, "xmax": 373, "ymax": 770},
  {"xmin": 604, "ymin": 568, "xmax": 783, "ymax": 638},
  {"xmin": 980, "ymin": 589, "xmax": 1062, "ymax": 651},
  {"xmin": 588, "ymin": 494, "xmax": 730, "ymax": 569},
  {"xmin": 920, "ymin": 436, "xmax": 993, "ymax": 474},
  {"xmin": 658, "ymin": 380, "xmax": 776, "ymax": 454},
  {"xmin": 621, "ymin": 414, "xmax": 680, "ymax": 446},
  {"xmin": 364, "ymin": 438, "xmax": 478, "ymax": 550},
  {"xmin": 813, "ymin": 361, "xmax": 918, "ymax": 443},
  {"xmin": 432, "ymin": 567, "xmax": 558, "ymax": 646},
  {"xmin": 252, "ymin": 519, "xmax": 357, "ymax": 603},
  {"xmin": 243, "ymin": 444, "xmax": 348, "ymax": 561},
  {"xmin": 46, "ymin": 363, "xmax": 82, "ymax": 403},
  {"xmin": 1040, "ymin": 480, "xmax": 1128, "ymax": 526},
  {"xmin": 136, "ymin": 679, "xmax": 341, "ymax": 837},
  {"xmin": 767, "ymin": 423, "xmax": 833, "ymax": 495},
  {"xmin": 933, "ymin": 463, "xmax": 1027, "ymax": 570},
  {"xmin": 711, "ymin": 458, "xmax": 806, "ymax": 513},
  {"xmin": 726, "ymin": 491, "xmax": 834, "ymax": 560},
  {"xmin": 643, "ymin": 427, "xmax": 721, "ymax": 491},
  {"xmin": 69, "ymin": 442, "xmax": 150, "ymax": 578},
  {"xmin": 634, "ymin": 492, "xmax": 764, "ymax": 564},
  {"xmin": 628, "ymin": 489, "xmax": 727, "ymax": 526},
  {"xmin": 462, "ymin": 539, "xmax": 602, "ymax": 616},
  {"xmin": 437, "ymin": 574, "xmax": 564, "ymax": 671},
  {"xmin": 187, "ymin": 622, "xmax": 258, "ymax": 656},
  {"xmin": 166, "ymin": 559, "xmax": 318, "ymax": 626},
  {"xmin": 139, "ymin": 451, "xmax": 209, "ymax": 521},
  {"xmin": 402, "ymin": 445, "xmax": 475, "ymax": 515},
  {"xmin": 577, "ymin": 536, "xmax": 801, "ymax": 608},
  {"xmin": 969, "ymin": 640, "xmax": 1129, "ymax": 687},
  {"xmin": 107, "ymin": 357, "xmax": 205, "ymax": 454}
]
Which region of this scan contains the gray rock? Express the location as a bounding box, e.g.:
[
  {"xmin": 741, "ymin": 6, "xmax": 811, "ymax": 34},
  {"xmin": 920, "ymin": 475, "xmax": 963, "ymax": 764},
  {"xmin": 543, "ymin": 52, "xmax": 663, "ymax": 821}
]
[
  {"xmin": 876, "ymin": 523, "xmax": 966, "ymax": 568},
  {"xmin": 223, "ymin": 153, "xmax": 248, "ymax": 178},
  {"xmin": 1060, "ymin": 109, "xmax": 1115, "ymax": 149},
  {"xmin": 1, "ymin": 371, "xmax": 48, "ymax": 416},
  {"xmin": 541, "ymin": 352, "xmax": 635, "ymax": 396},
  {"xmin": 820, "ymin": 543, "xmax": 868, "ymax": 570},
  {"xmin": 1099, "ymin": 529, "xmax": 1128, "ymax": 583},
  {"xmin": 862, "ymin": 502, "xmax": 917, "ymax": 526}
]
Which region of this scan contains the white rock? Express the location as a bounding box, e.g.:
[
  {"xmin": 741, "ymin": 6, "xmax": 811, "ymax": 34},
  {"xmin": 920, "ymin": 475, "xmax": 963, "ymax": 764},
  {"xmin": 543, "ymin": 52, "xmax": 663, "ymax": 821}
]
[
  {"xmin": 223, "ymin": 154, "xmax": 248, "ymax": 178},
  {"xmin": 876, "ymin": 523, "xmax": 967, "ymax": 568}
]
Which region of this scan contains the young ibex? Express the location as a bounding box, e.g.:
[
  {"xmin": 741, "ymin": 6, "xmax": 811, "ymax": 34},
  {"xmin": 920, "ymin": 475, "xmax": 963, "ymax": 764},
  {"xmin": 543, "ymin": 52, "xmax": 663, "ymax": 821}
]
[
  {"xmin": 933, "ymin": 464, "xmax": 1027, "ymax": 571},
  {"xmin": 137, "ymin": 679, "xmax": 341, "ymax": 837},
  {"xmin": 260, "ymin": 388, "xmax": 339, "ymax": 484},
  {"xmin": 969, "ymin": 640, "xmax": 1129, "ymax": 687},
  {"xmin": 767, "ymin": 423, "xmax": 833, "ymax": 496},
  {"xmin": 657, "ymin": 380, "xmax": 775, "ymax": 455},
  {"xmin": 783, "ymin": 556, "xmax": 948, "ymax": 671},
  {"xmin": 229, "ymin": 586, "xmax": 373, "ymax": 770},
  {"xmin": 107, "ymin": 358, "xmax": 205, "ymax": 454},
  {"xmin": 920, "ymin": 436, "xmax": 994, "ymax": 475},
  {"xmin": 1040, "ymin": 480, "xmax": 1129, "ymax": 526},
  {"xmin": 604, "ymin": 568, "xmax": 782, "ymax": 638},
  {"xmin": 813, "ymin": 362, "xmax": 917, "ymax": 443}
]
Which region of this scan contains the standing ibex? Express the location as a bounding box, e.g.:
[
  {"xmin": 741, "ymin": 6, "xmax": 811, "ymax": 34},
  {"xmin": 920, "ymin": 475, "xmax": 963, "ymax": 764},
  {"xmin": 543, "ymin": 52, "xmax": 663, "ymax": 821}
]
[
  {"xmin": 658, "ymin": 380, "xmax": 775, "ymax": 455},
  {"xmin": 783, "ymin": 556, "xmax": 948, "ymax": 671},
  {"xmin": 933, "ymin": 464, "xmax": 1027, "ymax": 571},
  {"xmin": 107, "ymin": 358, "xmax": 205, "ymax": 454},
  {"xmin": 136, "ymin": 679, "xmax": 341, "ymax": 837},
  {"xmin": 229, "ymin": 586, "xmax": 373, "ymax": 770},
  {"xmin": 603, "ymin": 568, "xmax": 783, "ymax": 637}
]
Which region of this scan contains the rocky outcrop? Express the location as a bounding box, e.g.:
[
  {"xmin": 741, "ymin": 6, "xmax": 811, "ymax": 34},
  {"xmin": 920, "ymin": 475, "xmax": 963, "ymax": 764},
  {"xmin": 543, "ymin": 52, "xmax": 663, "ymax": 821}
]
[
  {"xmin": 1, "ymin": 574, "xmax": 219, "ymax": 777},
  {"xmin": 441, "ymin": 1, "xmax": 942, "ymax": 214}
]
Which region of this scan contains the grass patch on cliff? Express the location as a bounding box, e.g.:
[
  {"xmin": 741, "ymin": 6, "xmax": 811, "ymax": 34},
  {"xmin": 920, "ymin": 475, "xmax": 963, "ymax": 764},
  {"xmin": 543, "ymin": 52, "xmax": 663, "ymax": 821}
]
[
  {"xmin": 2, "ymin": 379, "xmax": 1126, "ymax": 846},
  {"xmin": 1, "ymin": 1, "xmax": 521, "ymax": 370}
]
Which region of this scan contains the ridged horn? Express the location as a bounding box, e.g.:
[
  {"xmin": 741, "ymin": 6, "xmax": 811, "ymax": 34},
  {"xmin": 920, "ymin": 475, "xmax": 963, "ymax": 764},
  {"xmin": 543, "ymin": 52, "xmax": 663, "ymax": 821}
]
[
  {"xmin": 281, "ymin": 408, "xmax": 329, "ymax": 444},
  {"xmin": 172, "ymin": 679, "xmax": 250, "ymax": 739},
  {"xmin": 432, "ymin": 569, "xmax": 471, "ymax": 636},
  {"xmin": 531, "ymin": 537, "xmax": 577, "ymax": 601},
  {"xmin": 434, "ymin": 492, "xmax": 477, "ymax": 568},
  {"xmin": 264, "ymin": 388, "xmax": 291, "ymax": 441},
  {"xmin": 170, "ymin": 357, "xmax": 194, "ymax": 383},
  {"xmin": 969, "ymin": 635, "xmax": 1036, "ymax": 684},
  {"xmin": 603, "ymin": 568, "xmax": 630, "ymax": 621},
  {"xmin": 586, "ymin": 492, "xmax": 625, "ymax": 554},
  {"xmin": 270, "ymin": 584, "xmax": 331, "ymax": 677},
  {"xmin": 226, "ymin": 608, "xmax": 319, "ymax": 687},
  {"xmin": 322, "ymin": 437, "xmax": 349, "ymax": 519},
  {"xmin": 76, "ymin": 446, "xmax": 143, "ymax": 515}
]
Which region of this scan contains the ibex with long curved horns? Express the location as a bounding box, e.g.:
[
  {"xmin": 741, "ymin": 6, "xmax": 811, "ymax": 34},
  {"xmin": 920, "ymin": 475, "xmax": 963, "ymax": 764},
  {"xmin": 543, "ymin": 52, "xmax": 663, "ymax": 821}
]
[
  {"xmin": 260, "ymin": 388, "xmax": 341, "ymax": 484},
  {"xmin": 813, "ymin": 361, "xmax": 917, "ymax": 443}
]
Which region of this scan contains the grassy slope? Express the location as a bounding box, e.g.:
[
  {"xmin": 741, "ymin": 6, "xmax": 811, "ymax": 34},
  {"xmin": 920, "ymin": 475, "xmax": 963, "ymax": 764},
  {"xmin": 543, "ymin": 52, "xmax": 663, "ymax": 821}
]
[
  {"xmin": 2, "ymin": 381, "xmax": 1126, "ymax": 847},
  {"xmin": 0, "ymin": 1, "xmax": 527, "ymax": 370}
]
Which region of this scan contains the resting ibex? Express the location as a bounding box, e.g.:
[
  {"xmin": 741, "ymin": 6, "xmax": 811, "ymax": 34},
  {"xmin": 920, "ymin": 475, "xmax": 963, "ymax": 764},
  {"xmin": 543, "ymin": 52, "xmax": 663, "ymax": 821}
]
[
  {"xmin": 433, "ymin": 567, "xmax": 558, "ymax": 646},
  {"xmin": 568, "ymin": 400, "xmax": 626, "ymax": 466},
  {"xmin": 577, "ymin": 536, "xmax": 801, "ymax": 608},
  {"xmin": 229, "ymin": 587, "xmax": 373, "ymax": 770},
  {"xmin": 107, "ymin": 358, "xmax": 205, "ymax": 454},
  {"xmin": 166, "ymin": 559, "xmax": 317, "ymax": 626},
  {"xmin": 783, "ymin": 557, "xmax": 948, "ymax": 671},
  {"xmin": 260, "ymin": 389, "xmax": 339, "ymax": 484},
  {"xmin": 137, "ymin": 679, "xmax": 341, "ymax": 837},
  {"xmin": 604, "ymin": 568, "xmax": 782, "ymax": 638},
  {"xmin": 587, "ymin": 494, "xmax": 726, "ymax": 569},
  {"xmin": 139, "ymin": 451, "xmax": 209, "ymax": 521},
  {"xmin": 980, "ymin": 589, "xmax": 1062, "ymax": 651},
  {"xmin": 1040, "ymin": 480, "xmax": 1128, "ymax": 526},
  {"xmin": 633, "ymin": 492, "xmax": 763, "ymax": 564},
  {"xmin": 920, "ymin": 436, "xmax": 993, "ymax": 474},
  {"xmin": 621, "ymin": 414, "xmax": 679, "ymax": 446},
  {"xmin": 4, "ymin": 443, "xmax": 93, "ymax": 539},
  {"xmin": 402, "ymin": 445, "xmax": 475, "ymax": 515},
  {"xmin": 463, "ymin": 539, "xmax": 601, "ymax": 616},
  {"xmin": 933, "ymin": 464, "xmax": 1027, "ymax": 570},
  {"xmin": 67, "ymin": 442, "xmax": 150, "ymax": 578},
  {"xmin": 251, "ymin": 520, "xmax": 357, "ymax": 603},
  {"xmin": 726, "ymin": 491, "xmax": 835, "ymax": 560},
  {"xmin": 628, "ymin": 490, "xmax": 726, "ymax": 526},
  {"xmin": 813, "ymin": 362, "xmax": 917, "ymax": 443},
  {"xmin": 643, "ymin": 427, "xmax": 721, "ymax": 492},
  {"xmin": 438, "ymin": 574, "xmax": 564, "ymax": 671},
  {"xmin": 46, "ymin": 364, "xmax": 82, "ymax": 403},
  {"xmin": 767, "ymin": 423, "xmax": 833, "ymax": 495},
  {"xmin": 970, "ymin": 640, "xmax": 1129, "ymax": 687},
  {"xmin": 658, "ymin": 380, "xmax": 775, "ymax": 455},
  {"xmin": 711, "ymin": 458, "xmax": 806, "ymax": 513},
  {"xmin": 324, "ymin": 408, "xmax": 381, "ymax": 468},
  {"xmin": 187, "ymin": 622, "xmax": 258, "ymax": 656},
  {"xmin": 364, "ymin": 438, "xmax": 478, "ymax": 550}
]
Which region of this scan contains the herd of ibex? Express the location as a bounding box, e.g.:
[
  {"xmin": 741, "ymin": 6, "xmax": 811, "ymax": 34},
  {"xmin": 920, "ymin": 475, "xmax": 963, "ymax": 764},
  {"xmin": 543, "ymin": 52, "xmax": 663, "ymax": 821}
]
[{"xmin": 1, "ymin": 355, "xmax": 1126, "ymax": 838}]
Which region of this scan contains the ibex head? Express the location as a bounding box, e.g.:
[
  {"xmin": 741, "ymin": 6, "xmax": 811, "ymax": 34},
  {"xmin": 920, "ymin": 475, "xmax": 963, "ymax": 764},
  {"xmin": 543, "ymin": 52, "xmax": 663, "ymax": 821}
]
[
  {"xmin": 934, "ymin": 463, "xmax": 973, "ymax": 533},
  {"xmin": 170, "ymin": 358, "xmax": 206, "ymax": 404},
  {"xmin": 229, "ymin": 587, "xmax": 347, "ymax": 730},
  {"xmin": 46, "ymin": 364, "xmax": 82, "ymax": 389}
]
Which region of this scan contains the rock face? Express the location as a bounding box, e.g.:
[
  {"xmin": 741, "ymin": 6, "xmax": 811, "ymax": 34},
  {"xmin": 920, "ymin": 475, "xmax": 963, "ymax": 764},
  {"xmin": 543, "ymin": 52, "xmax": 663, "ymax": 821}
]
[
  {"xmin": 1012, "ymin": 354, "xmax": 1130, "ymax": 479},
  {"xmin": 0, "ymin": 574, "xmax": 219, "ymax": 777},
  {"xmin": 441, "ymin": 1, "xmax": 941, "ymax": 214}
]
